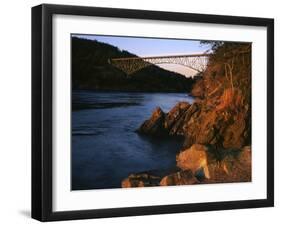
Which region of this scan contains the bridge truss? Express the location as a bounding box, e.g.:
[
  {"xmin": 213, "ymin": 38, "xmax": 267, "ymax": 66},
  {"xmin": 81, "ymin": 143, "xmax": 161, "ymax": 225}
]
[{"xmin": 109, "ymin": 53, "xmax": 210, "ymax": 75}]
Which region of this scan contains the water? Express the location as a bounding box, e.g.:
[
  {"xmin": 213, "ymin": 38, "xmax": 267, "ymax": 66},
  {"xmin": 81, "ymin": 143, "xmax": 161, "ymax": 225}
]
[{"xmin": 72, "ymin": 90, "xmax": 194, "ymax": 190}]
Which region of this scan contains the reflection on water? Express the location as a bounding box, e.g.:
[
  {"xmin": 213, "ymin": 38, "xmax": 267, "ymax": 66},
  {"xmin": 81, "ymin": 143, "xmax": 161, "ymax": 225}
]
[{"xmin": 72, "ymin": 90, "xmax": 193, "ymax": 190}]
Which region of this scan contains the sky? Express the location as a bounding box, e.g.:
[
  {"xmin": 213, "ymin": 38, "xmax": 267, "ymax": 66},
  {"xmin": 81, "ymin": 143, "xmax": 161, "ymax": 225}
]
[{"xmin": 73, "ymin": 34, "xmax": 211, "ymax": 77}]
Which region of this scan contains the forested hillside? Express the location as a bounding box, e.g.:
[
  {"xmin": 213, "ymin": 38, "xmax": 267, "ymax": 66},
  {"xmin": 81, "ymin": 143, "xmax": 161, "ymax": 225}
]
[{"xmin": 72, "ymin": 37, "xmax": 196, "ymax": 92}]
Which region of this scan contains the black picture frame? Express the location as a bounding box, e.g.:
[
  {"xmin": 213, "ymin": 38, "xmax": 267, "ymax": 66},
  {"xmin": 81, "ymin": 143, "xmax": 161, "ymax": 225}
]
[{"xmin": 32, "ymin": 3, "xmax": 274, "ymax": 222}]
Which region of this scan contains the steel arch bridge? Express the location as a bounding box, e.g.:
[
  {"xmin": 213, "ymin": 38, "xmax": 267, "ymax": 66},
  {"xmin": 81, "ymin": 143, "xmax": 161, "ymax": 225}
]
[{"xmin": 109, "ymin": 53, "xmax": 210, "ymax": 75}]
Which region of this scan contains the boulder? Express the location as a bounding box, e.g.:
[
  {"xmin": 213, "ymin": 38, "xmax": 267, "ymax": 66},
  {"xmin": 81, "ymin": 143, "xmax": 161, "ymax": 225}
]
[
  {"xmin": 160, "ymin": 169, "xmax": 199, "ymax": 186},
  {"xmin": 121, "ymin": 173, "xmax": 161, "ymax": 188},
  {"xmin": 136, "ymin": 107, "xmax": 167, "ymax": 136},
  {"xmin": 176, "ymin": 144, "xmax": 211, "ymax": 178}
]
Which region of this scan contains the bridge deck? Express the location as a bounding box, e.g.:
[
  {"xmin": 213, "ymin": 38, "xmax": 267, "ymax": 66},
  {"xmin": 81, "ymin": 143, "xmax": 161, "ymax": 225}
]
[{"xmin": 111, "ymin": 53, "xmax": 210, "ymax": 61}]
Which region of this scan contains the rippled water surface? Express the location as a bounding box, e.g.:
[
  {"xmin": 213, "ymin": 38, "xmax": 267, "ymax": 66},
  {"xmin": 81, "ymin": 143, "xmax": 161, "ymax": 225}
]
[{"xmin": 72, "ymin": 90, "xmax": 193, "ymax": 190}]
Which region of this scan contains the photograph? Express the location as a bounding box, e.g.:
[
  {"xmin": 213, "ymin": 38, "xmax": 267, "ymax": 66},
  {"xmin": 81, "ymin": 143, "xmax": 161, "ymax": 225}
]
[
  {"xmin": 71, "ymin": 34, "xmax": 252, "ymax": 190},
  {"xmin": 31, "ymin": 3, "xmax": 274, "ymax": 221}
]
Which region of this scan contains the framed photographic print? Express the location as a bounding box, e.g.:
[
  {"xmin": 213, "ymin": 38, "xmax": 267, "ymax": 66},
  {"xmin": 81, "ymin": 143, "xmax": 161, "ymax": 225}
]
[{"xmin": 32, "ymin": 4, "xmax": 274, "ymax": 221}]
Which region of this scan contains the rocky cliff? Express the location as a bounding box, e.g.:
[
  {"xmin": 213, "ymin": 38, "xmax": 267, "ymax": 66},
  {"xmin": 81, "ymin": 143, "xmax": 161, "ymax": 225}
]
[{"xmin": 122, "ymin": 42, "xmax": 252, "ymax": 187}]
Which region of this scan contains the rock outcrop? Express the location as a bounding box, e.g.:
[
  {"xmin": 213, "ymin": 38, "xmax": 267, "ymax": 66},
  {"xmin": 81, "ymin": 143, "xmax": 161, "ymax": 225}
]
[
  {"xmin": 121, "ymin": 145, "xmax": 251, "ymax": 188},
  {"xmin": 176, "ymin": 144, "xmax": 251, "ymax": 183},
  {"xmin": 124, "ymin": 42, "xmax": 252, "ymax": 188},
  {"xmin": 164, "ymin": 102, "xmax": 190, "ymax": 133},
  {"xmin": 121, "ymin": 173, "xmax": 161, "ymax": 188},
  {"xmin": 136, "ymin": 107, "xmax": 167, "ymax": 136},
  {"xmin": 137, "ymin": 88, "xmax": 250, "ymax": 150},
  {"xmin": 160, "ymin": 169, "xmax": 199, "ymax": 186},
  {"xmin": 176, "ymin": 144, "xmax": 211, "ymax": 177},
  {"xmin": 137, "ymin": 102, "xmax": 191, "ymax": 137}
]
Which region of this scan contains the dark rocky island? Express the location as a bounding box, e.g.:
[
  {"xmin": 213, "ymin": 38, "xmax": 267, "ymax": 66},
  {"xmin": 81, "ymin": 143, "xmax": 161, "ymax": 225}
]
[{"xmin": 122, "ymin": 42, "xmax": 252, "ymax": 187}]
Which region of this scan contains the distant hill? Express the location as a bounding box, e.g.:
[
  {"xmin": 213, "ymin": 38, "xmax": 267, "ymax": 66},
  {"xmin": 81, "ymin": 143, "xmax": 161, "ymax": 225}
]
[{"xmin": 72, "ymin": 37, "xmax": 196, "ymax": 92}]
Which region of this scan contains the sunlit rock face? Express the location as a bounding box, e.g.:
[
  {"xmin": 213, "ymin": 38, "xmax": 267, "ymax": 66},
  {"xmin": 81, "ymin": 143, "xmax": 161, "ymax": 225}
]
[
  {"xmin": 121, "ymin": 145, "xmax": 251, "ymax": 188},
  {"xmin": 136, "ymin": 107, "xmax": 167, "ymax": 137},
  {"xmin": 160, "ymin": 169, "xmax": 199, "ymax": 186},
  {"xmin": 176, "ymin": 144, "xmax": 210, "ymax": 176},
  {"xmin": 136, "ymin": 102, "xmax": 191, "ymax": 137},
  {"xmin": 137, "ymin": 88, "xmax": 251, "ymax": 150},
  {"xmin": 176, "ymin": 144, "xmax": 251, "ymax": 183},
  {"xmin": 164, "ymin": 102, "xmax": 190, "ymax": 130},
  {"xmin": 121, "ymin": 173, "xmax": 162, "ymax": 188}
]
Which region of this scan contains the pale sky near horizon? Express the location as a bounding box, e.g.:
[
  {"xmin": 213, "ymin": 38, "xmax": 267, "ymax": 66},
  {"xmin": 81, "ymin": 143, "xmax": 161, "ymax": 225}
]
[{"xmin": 73, "ymin": 34, "xmax": 211, "ymax": 77}]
